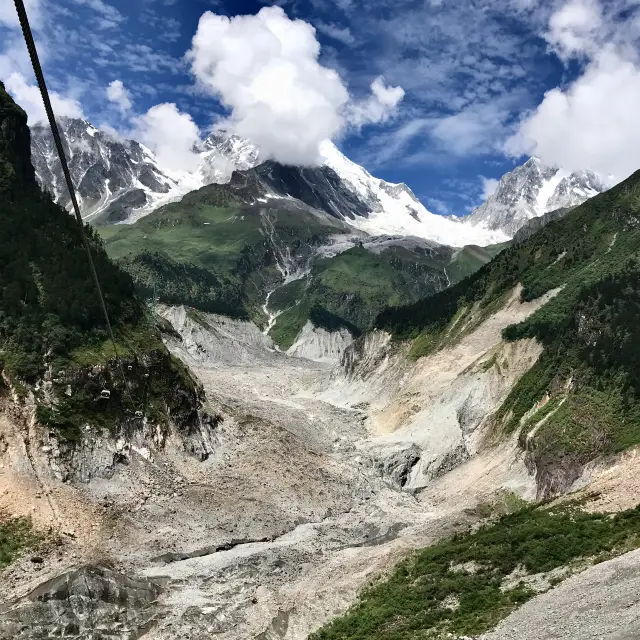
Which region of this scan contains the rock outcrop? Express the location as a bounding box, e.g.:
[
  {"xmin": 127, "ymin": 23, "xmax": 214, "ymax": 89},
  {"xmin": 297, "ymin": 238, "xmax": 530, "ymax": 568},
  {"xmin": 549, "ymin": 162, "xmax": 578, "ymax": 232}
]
[{"xmin": 0, "ymin": 566, "xmax": 162, "ymax": 639}]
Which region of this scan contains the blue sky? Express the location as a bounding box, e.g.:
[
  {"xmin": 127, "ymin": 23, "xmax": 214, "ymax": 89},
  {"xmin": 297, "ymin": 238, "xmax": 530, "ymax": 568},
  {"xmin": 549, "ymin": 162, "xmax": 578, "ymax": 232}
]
[{"xmin": 2, "ymin": 0, "xmax": 640, "ymax": 215}]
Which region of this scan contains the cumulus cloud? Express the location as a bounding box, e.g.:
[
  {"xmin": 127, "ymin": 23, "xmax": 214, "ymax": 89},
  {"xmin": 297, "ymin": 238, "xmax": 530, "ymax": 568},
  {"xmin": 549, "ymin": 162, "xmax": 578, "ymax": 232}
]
[
  {"xmin": 5, "ymin": 71, "xmax": 84, "ymax": 124},
  {"xmin": 106, "ymin": 79, "xmax": 132, "ymax": 112},
  {"xmin": 481, "ymin": 177, "xmax": 500, "ymax": 200},
  {"xmin": 507, "ymin": 0, "xmax": 640, "ymax": 180},
  {"xmin": 131, "ymin": 103, "xmax": 201, "ymax": 172},
  {"xmin": 187, "ymin": 6, "xmax": 404, "ymax": 166}
]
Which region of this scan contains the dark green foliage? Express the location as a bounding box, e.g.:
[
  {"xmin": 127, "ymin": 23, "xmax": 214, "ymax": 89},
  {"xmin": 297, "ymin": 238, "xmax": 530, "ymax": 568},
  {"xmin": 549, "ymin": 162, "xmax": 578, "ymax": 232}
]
[
  {"xmin": 310, "ymin": 504, "xmax": 640, "ymax": 640},
  {"xmin": 118, "ymin": 251, "xmax": 248, "ymax": 318},
  {"xmin": 376, "ymin": 173, "xmax": 640, "ymax": 339},
  {"xmin": 309, "ymin": 305, "xmax": 362, "ymax": 336},
  {"xmin": 0, "ymin": 84, "xmax": 141, "ymax": 381},
  {"xmin": 0, "ymin": 517, "xmax": 39, "ymax": 569},
  {"xmin": 268, "ymin": 243, "xmax": 479, "ymax": 349},
  {"xmin": 500, "ymin": 262, "xmax": 640, "ymax": 433},
  {"xmin": 0, "ymin": 83, "xmax": 199, "ymax": 442}
]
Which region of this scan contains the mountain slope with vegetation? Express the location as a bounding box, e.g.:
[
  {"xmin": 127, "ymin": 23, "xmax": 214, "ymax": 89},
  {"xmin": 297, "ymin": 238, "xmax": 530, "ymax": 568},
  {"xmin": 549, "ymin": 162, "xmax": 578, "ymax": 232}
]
[
  {"xmin": 102, "ymin": 175, "xmax": 500, "ymax": 349},
  {"xmin": 311, "ymin": 501, "xmax": 640, "ymax": 640},
  {"xmin": 376, "ymin": 169, "xmax": 640, "ymax": 494},
  {"xmin": 0, "ymin": 82, "xmax": 200, "ymax": 444}
]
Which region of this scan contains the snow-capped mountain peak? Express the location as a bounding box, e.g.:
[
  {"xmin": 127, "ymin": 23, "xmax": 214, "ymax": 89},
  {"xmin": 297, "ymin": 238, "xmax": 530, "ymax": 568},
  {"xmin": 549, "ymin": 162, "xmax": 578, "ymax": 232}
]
[
  {"xmin": 466, "ymin": 157, "xmax": 606, "ymax": 235},
  {"xmin": 318, "ymin": 140, "xmax": 506, "ymax": 246},
  {"xmin": 30, "ymin": 118, "xmax": 604, "ymax": 247},
  {"xmin": 198, "ymin": 130, "xmax": 260, "ymax": 184},
  {"xmin": 30, "ymin": 117, "xmax": 203, "ymax": 224}
]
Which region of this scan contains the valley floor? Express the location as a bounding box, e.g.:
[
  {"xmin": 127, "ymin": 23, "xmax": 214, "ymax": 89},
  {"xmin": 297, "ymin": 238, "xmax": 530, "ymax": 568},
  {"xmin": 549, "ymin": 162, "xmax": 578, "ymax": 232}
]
[{"xmin": 2, "ymin": 299, "xmax": 640, "ymax": 638}]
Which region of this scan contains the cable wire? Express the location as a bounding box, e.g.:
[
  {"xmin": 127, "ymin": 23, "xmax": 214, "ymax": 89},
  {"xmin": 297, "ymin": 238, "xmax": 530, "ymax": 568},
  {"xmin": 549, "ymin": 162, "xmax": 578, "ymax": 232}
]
[{"xmin": 13, "ymin": 0, "xmax": 137, "ymax": 412}]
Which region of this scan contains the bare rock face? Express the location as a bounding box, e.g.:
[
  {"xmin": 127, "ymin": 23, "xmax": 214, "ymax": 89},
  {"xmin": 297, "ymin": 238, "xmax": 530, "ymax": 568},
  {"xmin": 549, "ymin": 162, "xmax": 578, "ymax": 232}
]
[
  {"xmin": 0, "ymin": 566, "xmax": 162, "ymax": 639},
  {"xmin": 31, "ymin": 347, "xmax": 215, "ymax": 483}
]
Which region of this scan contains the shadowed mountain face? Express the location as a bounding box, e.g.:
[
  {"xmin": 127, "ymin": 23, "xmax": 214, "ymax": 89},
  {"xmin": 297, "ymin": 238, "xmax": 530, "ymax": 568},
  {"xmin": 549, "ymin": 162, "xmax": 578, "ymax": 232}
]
[
  {"xmin": 0, "ymin": 84, "xmax": 35, "ymax": 191},
  {"xmin": 247, "ymin": 161, "xmax": 372, "ymax": 220}
]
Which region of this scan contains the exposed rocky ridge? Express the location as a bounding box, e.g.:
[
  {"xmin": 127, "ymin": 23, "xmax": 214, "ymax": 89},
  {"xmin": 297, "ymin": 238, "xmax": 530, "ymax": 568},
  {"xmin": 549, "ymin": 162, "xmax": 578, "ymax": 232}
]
[
  {"xmin": 320, "ymin": 285, "xmax": 557, "ymax": 492},
  {"xmin": 246, "ymin": 161, "xmax": 373, "ymax": 220},
  {"xmin": 30, "ymin": 117, "xmax": 184, "ymax": 224},
  {"xmin": 28, "ymin": 113, "xmax": 608, "ymax": 246}
]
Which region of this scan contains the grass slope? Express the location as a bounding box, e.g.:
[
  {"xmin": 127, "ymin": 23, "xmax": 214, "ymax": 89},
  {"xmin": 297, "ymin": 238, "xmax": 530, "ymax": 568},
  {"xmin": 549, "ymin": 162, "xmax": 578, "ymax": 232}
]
[
  {"xmin": 269, "ymin": 244, "xmax": 458, "ymax": 350},
  {"xmin": 311, "ymin": 503, "xmax": 640, "ymax": 640},
  {"xmin": 103, "ymin": 188, "xmax": 501, "ymax": 350},
  {"xmin": 0, "ymin": 517, "xmax": 39, "ymax": 569},
  {"xmin": 102, "ymin": 191, "xmax": 348, "ymax": 325}
]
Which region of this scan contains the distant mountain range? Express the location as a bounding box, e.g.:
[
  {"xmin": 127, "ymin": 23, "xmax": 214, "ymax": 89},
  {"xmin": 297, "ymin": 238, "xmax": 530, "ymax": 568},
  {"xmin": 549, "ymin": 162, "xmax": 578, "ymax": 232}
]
[{"xmin": 30, "ymin": 118, "xmax": 608, "ymax": 246}]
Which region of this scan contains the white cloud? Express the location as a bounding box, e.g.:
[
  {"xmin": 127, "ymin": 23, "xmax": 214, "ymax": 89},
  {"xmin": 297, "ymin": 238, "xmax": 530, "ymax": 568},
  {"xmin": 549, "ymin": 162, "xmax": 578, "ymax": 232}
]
[
  {"xmin": 5, "ymin": 71, "xmax": 84, "ymax": 124},
  {"xmin": 106, "ymin": 79, "xmax": 132, "ymax": 112},
  {"xmin": 131, "ymin": 103, "xmax": 201, "ymax": 172},
  {"xmin": 347, "ymin": 76, "xmax": 405, "ymax": 128},
  {"xmin": 506, "ymin": 49, "xmax": 640, "ymax": 180},
  {"xmin": 187, "ymin": 6, "xmax": 404, "ymax": 166},
  {"xmin": 0, "ymin": 36, "xmax": 34, "ymax": 79},
  {"xmin": 69, "ymin": 0, "xmax": 124, "ymax": 29},
  {"xmin": 0, "ymin": 0, "xmax": 43, "ymax": 29},
  {"xmin": 507, "ymin": 0, "xmax": 640, "ymax": 180},
  {"xmin": 432, "ymin": 100, "xmax": 511, "ymax": 156},
  {"xmin": 545, "ymin": 0, "xmax": 602, "ymax": 59},
  {"xmin": 314, "ymin": 20, "xmax": 355, "ymax": 45},
  {"xmin": 481, "ymin": 176, "xmax": 500, "ymax": 200}
]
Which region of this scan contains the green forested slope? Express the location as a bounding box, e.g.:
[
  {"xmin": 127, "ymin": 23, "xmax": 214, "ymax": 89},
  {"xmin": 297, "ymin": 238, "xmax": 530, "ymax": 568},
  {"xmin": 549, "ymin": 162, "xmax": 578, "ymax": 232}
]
[
  {"xmin": 101, "ymin": 192, "xmax": 349, "ymax": 323},
  {"xmin": 102, "ymin": 188, "xmax": 499, "ymax": 349},
  {"xmin": 0, "ymin": 82, "xmax": 199, "ymax": 441},
  {"xmin": 377, "ymin": 170, "xmax": 640, "ymax": 494}
]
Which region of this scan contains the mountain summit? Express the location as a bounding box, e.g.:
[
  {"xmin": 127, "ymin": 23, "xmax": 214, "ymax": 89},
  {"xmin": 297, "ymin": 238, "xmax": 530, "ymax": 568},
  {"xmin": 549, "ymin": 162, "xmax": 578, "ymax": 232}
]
[{"xmin": 466, "ymin": 157, "xmax": 606, "ymax": 235}]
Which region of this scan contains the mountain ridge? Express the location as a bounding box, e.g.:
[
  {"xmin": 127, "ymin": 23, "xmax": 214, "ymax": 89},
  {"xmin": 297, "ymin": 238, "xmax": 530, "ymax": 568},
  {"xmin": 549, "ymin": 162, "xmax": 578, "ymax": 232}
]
[{"xmin": 28, "ymin": 116, "xmax": 603, "ymax": 246}]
